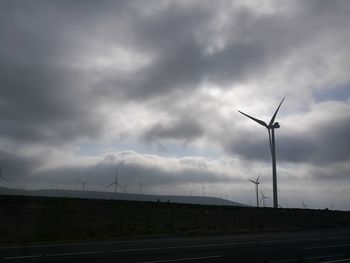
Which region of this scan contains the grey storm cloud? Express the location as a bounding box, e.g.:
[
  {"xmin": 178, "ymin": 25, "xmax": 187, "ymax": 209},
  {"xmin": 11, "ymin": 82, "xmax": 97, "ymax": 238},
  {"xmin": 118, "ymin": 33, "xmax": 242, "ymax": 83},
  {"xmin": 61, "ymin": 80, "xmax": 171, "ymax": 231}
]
[
  {"xmin": 141, "ymin": 117, "xmax": 204, "ymax": 144},
  {"xmin": 226, "ymin": 101, "xmax": 350, "ymax": 165},
  {"xmin": 94, "ymin": 0, "xmax": 350, "ymax": 101},
  {"xmin": 2, "ymin": 0, "xmax": 350, "ymax": 146},
  {"xmin": 95, "ymin": 6, "xmax": 285, "ymax": 100},
  {"xmin": 1, "ymin": 1, "xmax": 350, "ymax": 209},
  {"xmin": 0, "ymin": 149, "xmax": 45, "ymax": 181},
  {"xmin": 0, "ymin": 1, "xmax": 110, "ymax": 145}
]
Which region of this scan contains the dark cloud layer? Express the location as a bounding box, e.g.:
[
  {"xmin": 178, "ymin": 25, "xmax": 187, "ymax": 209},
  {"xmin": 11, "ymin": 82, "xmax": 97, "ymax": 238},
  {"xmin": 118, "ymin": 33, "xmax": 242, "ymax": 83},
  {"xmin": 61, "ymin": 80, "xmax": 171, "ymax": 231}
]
[
  {"xmin": 227, "ymin": 101, "xmax": 350, "ymax": 165},
  {"xmin": 1, "ymin": 1, "xmax": 350, "ymax": 208},
  {"xmin": 2, "ymin": 0, "xmax": 350, "ymax": 146},
  {"xmin": 0, "ymin": 1, "xmax": 108, "ymax": 145},
  {"xmin": 141, "ymin": 117, "xmax": 204, "ymax": 144}
]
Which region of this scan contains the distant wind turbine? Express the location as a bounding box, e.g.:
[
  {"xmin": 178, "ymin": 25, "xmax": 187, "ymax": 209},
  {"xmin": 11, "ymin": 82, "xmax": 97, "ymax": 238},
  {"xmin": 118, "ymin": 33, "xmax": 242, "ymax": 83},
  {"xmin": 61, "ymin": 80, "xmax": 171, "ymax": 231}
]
[
  {"xmin": 248, "ymin": 174, "xmax": 261, "ymax": 207},
  {"xmin": 74, "ymin": 177, "xmax": 81, "ymax": 191},
  {"xmin": 139, "ymin": 183, "xmax": 145, "ymax": 194},
  {"xmin": 239, "ymin": 97, "xmax": 285, "ymax": 208},
  {"xmin": 302, "ymin": 200, "xmax": 307, "ymax": 209},
  {"xmin": 105, "ymin": 168, "xmax": 125, "ymax": 193},
  {"xmin": 202, "ymin": 184, "xmax": 206, "ymax": 197},
  {"xmin": 260, "ymin": 190, "xmax": 269, "ymax": 207},
  {"xmin": 0, "ymin": 162, "xmax": 10, "ymax": 182}
]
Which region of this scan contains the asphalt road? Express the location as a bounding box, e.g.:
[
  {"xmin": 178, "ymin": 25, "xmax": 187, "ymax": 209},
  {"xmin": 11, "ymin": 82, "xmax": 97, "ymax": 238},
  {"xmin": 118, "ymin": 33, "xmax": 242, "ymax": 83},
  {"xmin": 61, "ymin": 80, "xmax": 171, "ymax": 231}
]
[{"xmin": 1, "ymin": 229, "xmax": 350, "ymax": 263}]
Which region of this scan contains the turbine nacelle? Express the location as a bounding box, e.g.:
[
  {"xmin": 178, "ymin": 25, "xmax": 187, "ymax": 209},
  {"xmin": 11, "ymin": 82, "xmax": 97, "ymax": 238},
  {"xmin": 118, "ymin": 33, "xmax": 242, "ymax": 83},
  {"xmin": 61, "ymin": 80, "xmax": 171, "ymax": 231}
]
[{"xmin": 268, "ymin": 122, "xmax": 280, "ymax": 129}]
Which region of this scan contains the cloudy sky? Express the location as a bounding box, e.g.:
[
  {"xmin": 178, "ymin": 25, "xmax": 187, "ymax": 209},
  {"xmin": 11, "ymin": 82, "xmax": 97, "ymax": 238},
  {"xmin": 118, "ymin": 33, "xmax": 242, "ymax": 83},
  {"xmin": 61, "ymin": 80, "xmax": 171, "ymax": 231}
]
[{"xmin": 1, "ymin": 0, "xmax": 350, "ymax": 209}]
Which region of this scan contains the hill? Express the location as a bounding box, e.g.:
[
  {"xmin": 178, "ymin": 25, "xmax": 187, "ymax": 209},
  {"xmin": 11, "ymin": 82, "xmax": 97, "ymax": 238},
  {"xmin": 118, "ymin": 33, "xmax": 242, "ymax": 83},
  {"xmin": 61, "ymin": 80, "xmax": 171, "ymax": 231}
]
[{"xmin": 0, "ymin": 187, "xmax": 246, "ymax": 207}]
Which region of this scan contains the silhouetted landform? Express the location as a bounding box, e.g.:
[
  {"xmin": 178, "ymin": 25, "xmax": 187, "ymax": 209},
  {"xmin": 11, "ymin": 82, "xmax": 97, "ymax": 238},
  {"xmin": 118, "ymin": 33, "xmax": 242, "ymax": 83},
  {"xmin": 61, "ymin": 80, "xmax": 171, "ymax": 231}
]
[
  {"xmin": 0, "ymin": 194, "xmax": 349, "ymax": 244},
  {"xmin": 0, "ymin": 187, "xmax": 245, "ymax": 206}
]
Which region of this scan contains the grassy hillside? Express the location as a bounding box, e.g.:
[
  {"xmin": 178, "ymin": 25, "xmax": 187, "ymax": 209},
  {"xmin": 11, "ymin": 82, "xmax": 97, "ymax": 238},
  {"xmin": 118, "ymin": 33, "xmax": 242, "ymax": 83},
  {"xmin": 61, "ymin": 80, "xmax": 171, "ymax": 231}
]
[
  {"xmin": 0, "ymin": 187, "xmax": 246, "ymax": 206},
  {"xmin": 0, "ymin": 195, "xmax": 349, "ymax": 244}
]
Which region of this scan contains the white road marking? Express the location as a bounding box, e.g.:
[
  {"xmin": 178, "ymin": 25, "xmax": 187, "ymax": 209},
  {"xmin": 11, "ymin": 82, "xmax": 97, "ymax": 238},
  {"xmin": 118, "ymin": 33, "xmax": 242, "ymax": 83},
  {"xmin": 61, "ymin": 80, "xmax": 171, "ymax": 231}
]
[
  {"xmin": 4, "ymin": 237, "xmax": 350, "ymax": 260},
  {"xmin": 163, "ymin": 243, "xmax": 222, "ymax": 249},
  {"xmin": 225, "ymin": 241, "xmax": 255, "ymax": 246},
  {"xmin": 261, "ymin": 239, "xmax": 289, "ymax": 243},
  {"xmin": 5, "ymin": 251, "xmax": 104, "ymax": 260},
  {"xmin": 318, "ymin": 259, "xmax": 350, "ymax": 263},
  {"xmin": 142, "ymin": 255, "xmax": 222, "ymax": 263},
  {"xmin": 5, "ymin": 254, "xmax": 42, "ymax": 260},
  {"xmin": 1, "ymin": 234, "xmax": 349, "ymax": 251},
  {"xmin": 0, "ymin": 238, "xmax": 186, "ymax": 250},
  {"xmin": 45, "ymin": 250, "xmax": 104, "ymax": 257},
  {"xmin": 109, "ymin": 247, "xmax": 159, "ymax": 252},
  {"xmin": 305, "ymin": 254, "xmax": 345, "ymax": 260},
  {"xmin": 303, "ymin": 244, "xmax": 350, "ymax": 250}
]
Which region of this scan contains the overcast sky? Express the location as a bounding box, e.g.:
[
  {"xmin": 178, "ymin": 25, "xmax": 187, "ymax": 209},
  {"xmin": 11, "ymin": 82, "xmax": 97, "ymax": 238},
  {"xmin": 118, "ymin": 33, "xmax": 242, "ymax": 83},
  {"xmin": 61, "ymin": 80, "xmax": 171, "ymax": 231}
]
[{"xmin": 1, "ymin": 0, "xmax": 350, "ymax": 209}]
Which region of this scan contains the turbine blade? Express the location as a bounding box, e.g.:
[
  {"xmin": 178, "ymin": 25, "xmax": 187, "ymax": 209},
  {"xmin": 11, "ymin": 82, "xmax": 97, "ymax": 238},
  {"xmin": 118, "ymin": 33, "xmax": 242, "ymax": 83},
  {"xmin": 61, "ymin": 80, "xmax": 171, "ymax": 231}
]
[
  {"xmin": 105, "ymin": 182, "xmax": 115, "ymax": 189},
  {"xmin": 257, "ymin": 174, "xmax": 261, "ymax": 183},
  {"xmin": 0, "ymin": 175, "xmax": 10, "ymax": 182},
  {"xmin": 269, "ymin": 97, "xmax": 285, "ymax": 126},
  {"xmin": 238, "ymin": 110, "xmax": 268, "ymax": 127},
  {"xmin": 116, "ymin": 183, "xmax": 125, "ymax": 190},
  {"xmin": 248, "ymin": 179, "xmax": 256, "ymax": 184}
]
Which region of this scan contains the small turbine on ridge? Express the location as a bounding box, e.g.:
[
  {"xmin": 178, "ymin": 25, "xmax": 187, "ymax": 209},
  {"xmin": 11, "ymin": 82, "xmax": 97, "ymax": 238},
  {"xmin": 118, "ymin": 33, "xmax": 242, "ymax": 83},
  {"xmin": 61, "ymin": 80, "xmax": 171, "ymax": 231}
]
[
  {"xmin": 302, "ymin": 200, "xmax": 307, "ymax": 209},
  {"xmin": 260, "ymin": 190, "xmax": 269, "ymax": 207},
  {"xmin": 249, "ymin": 174, "xmax": 261, "ymax": 207},
  {"xmin": 0, "ymin": 162, "xmax": 10, "ymax": 182},
  {"xmin": 105, "ymin": 168, "xmax": 125, "ymax": 193}
]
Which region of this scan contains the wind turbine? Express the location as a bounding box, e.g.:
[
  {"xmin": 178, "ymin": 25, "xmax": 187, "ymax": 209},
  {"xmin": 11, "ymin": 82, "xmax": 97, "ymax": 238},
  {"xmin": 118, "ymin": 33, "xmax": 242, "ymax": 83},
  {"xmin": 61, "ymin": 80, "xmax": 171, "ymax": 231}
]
[
  {"xmin": 105, "ymin": 168, "xmax": 125, "ymax": 193},
  {"xmin": 248, "ymin": 174, "xmax": 261, "ymax": 207},
  {"xmin": 0, "ymin": 162, "xmax": 10, "ymax": 183},
  {"xmin": 238, "ymin": 97, "xmax": 285, "ymax": 208},
  {"xmin": 302, "ymin": 200, "xmax": 307, "ymax": 209},
  {"xmin": 260, "ymin": 190, "xmax": 269, "ymax": 207},
  {"xmin": 202, "ymin": 184, "xmax": 206, "ymax": 197},
  {"xmin": 139, "ymin": 183, "xmax": 145, "ymax": 194}
]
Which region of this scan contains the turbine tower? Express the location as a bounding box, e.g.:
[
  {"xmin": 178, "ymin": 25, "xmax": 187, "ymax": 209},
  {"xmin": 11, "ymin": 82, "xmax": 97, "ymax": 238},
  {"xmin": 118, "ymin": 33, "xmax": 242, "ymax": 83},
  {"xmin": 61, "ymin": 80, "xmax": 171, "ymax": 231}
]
[
  {"xmin": 105, "ymin": 168, "xmax": 125, "ymax": 193},
  {"xmin": 139, "ymin": 183, "xmax": 145, "ymax": 194},
  {"xmin": 248, "ymin": 175, "xmax": 261, "ymax": 207},
  {"xmin": 260, "ymin": 190, "xmax": 269, "ymax": 207},
  {"xmin": 239, "ymin": 97, "xmax": 285, "ymax": 208},
  {"xmin": 302, "ymin": 200, "xmax": 307, "ymax": 209}
]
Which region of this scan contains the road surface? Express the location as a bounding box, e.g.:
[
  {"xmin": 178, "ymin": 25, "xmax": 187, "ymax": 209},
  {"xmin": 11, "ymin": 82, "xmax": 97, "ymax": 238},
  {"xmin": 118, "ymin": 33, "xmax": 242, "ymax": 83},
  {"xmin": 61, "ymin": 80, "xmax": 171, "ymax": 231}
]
[{"xmin": 1, "ymin": 228, "xmax": 350, "ymax": 262}]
